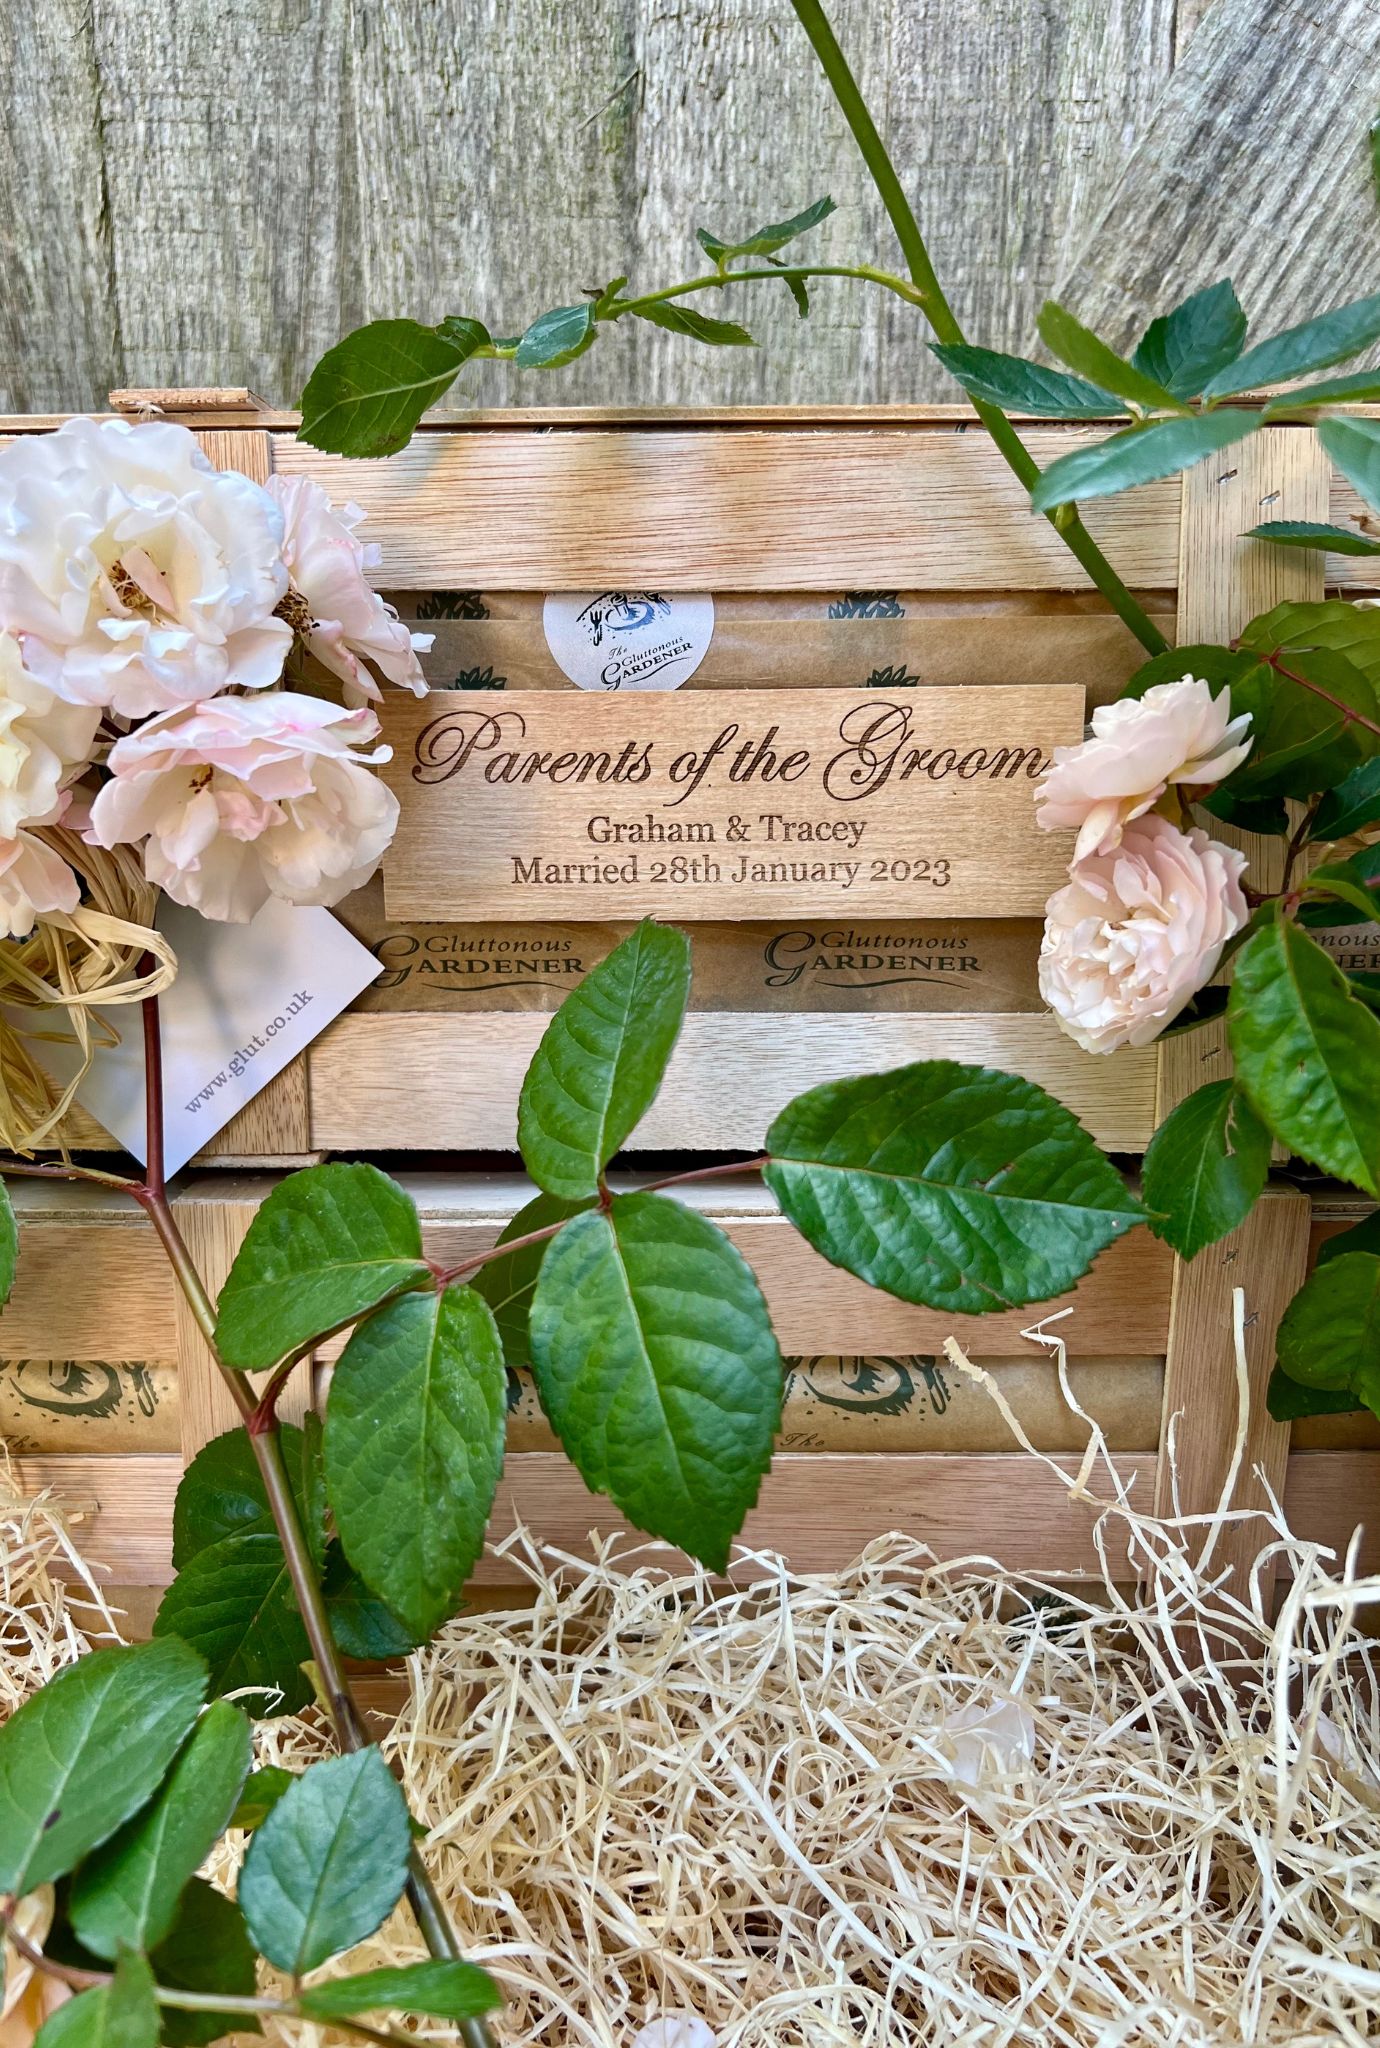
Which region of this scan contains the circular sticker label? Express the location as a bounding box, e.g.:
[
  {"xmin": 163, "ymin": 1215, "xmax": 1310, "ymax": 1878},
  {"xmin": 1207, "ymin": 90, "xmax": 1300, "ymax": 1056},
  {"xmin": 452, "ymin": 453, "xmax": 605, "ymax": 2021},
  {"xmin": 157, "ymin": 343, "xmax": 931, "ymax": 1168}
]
[{"xmin": 542, "ymin": 591, "xmax": 714, "ymax": 691}]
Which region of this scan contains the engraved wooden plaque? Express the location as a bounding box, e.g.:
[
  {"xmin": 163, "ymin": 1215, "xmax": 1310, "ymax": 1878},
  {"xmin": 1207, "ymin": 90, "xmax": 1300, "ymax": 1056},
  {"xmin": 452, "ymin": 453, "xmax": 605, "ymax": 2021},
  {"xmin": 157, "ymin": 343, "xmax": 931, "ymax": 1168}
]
[{"xmin": 380, "ymin": 686, "xmax": 1082, "ymax": 921}]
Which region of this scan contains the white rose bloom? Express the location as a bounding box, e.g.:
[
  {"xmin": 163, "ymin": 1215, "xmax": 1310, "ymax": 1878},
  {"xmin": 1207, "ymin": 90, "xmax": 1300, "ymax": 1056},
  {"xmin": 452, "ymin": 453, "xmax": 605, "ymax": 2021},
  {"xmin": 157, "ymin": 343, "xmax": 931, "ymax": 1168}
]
[
  {"xmin": 87, "ymin": 691, "xmax": 400, "ymax": 923},
  {"xmin": 1039, "ymin": 815, "xmax": 1248, "ymax": 1054},
  {"xmin": 0, "ymin": 632, "xmax": 99, "ymax": 839},
  {"xmin": 0, "ymin": 416, "xmax": 291, "ymax": 718},
  {"xmin": 267, "ymin": 474, "xmax": 431, "ymax": 703},
  {"xmin": 0, "ymin": 826, "xmax": 81, "ymax": 938}
]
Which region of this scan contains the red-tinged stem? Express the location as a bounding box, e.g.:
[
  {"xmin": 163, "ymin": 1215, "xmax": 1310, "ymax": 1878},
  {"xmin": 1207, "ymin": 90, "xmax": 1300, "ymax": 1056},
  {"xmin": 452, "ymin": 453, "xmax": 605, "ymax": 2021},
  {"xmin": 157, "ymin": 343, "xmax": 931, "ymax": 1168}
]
[
  {"xmin": 0, "ymin": 1157, "xmax": 140, "ymax": 1191},
  {"xmin": 1260, "ymin": 652, "xmax": 1380, "ymax": 743}
]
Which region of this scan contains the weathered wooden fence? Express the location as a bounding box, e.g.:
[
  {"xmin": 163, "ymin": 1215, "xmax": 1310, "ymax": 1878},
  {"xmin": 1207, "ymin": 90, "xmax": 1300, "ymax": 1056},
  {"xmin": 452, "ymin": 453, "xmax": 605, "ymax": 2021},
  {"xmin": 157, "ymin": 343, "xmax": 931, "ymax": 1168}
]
[{"xmin": 3, "ymin": 0, "xmax": 1379, "ymax": 412}]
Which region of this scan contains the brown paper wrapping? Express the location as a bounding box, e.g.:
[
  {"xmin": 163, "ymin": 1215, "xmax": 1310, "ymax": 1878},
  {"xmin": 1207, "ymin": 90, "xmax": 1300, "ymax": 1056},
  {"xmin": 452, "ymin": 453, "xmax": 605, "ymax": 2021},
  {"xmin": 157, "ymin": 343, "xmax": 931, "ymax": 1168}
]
[
  {"xmin": 336, "ymin": 877, "xmax": 1043, "ymax": 1016},
  {"xmin": 503, "ymin": 1354, "xmax": 1163, "ymax": 1455},
  {"xmin": 0, "ymin": 1359, "xmax": 178, "ymax": 1452}
]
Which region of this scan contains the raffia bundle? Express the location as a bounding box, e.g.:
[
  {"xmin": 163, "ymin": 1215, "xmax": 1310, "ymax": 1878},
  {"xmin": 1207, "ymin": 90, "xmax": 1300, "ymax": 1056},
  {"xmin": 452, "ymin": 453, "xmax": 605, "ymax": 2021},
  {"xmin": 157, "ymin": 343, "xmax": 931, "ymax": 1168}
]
[
  {"xmin": 4, "ymin": 1352, "xmax": 1380, "ymax": 2047},
  {"xmin": 0, "ymin": 836, "xmax": 174, "ymax": 1155}
]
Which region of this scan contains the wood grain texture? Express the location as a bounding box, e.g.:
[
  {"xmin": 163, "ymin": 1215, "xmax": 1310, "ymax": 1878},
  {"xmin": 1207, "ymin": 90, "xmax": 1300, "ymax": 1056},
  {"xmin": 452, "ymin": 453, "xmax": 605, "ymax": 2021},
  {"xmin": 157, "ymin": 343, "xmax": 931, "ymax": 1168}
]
[
  {"xmin": 0, "ymin": 1184, "xmax": 176, "ymax": 1360},
  {"xmin": 273, "ymin": 429, "xmax": 1181, "ymax": 591},
  {"xmin": 19, "ymin": 1447, "xmax": 1376, "ymax": 1589},
  {"xmin": 380, "ymin": 685, "xmax": 1082, "ymax": 921},
  {"xmin": 308, "ymin": 1010, "xmax": 1159, "ymax": 1152},
  {"xmin": 1056, "ymin": 0, "xmax": 1380, "ymax": 353},
  {"xmin": 1155, "ymin": 1186, "xmax": 1312, "ymax": 1597},
  {"xmin": 3, "ymin": 1, "xmax": 1174, "ymax": 412}
]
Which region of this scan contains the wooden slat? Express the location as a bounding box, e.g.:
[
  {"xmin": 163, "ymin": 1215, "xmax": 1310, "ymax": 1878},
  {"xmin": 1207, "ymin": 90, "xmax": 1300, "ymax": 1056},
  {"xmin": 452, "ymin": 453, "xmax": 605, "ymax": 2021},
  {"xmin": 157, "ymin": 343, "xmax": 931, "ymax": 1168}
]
[
  {"xmin": 20, "ymin": 1447, "xmax": 1375, "ymax": 1589},
  {"xmin": 309, "ymin": 1011, "xmax": 1157, "ymax": 1154},
  {"xmin": 273, "ymin": 430, "xmax": 1181, "ymax": 591},
  {"xmin": 404, "ymin": 1203, "xmax": 1174, "ymax": 1360},
  {"xmin": 1155, "ymin": 1187, "xmax": 1312, "ymax": 1597},
  {"xmin": 0, "ymin": 1182, "xmax": 176, "ymax": 1358}
]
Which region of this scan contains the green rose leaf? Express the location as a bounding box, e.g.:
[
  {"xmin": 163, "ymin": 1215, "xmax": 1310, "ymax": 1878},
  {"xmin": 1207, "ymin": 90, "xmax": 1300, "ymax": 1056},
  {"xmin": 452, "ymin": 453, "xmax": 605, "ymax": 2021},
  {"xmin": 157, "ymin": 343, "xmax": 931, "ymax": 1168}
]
[
  {"xmin": 239, "ymin": 1748, "xmax": 412, "ymax": 1975},
  {"xmin": 1200, "ymin": 785, "xmax": 1291, "ymax": 836},
  {"xmin": 1311, "ymin": 758, "xmax": 1380, "ymax": 839},
  {"xmin": 1130, "ymin": 279, "xmax": 1247, "ymax": 399},
  {"xmin": 70, "ymin": 1700, "xmax": 252, "ymax": 1958},
  {"xmin": 763, "ymin": 1061, "xmax": 1144, "ymax": 1315},
  {"xmin": 1298, "ymin": 849, "xmax": 1380, "ymax": 928},
  {"xmin": 1266, "ymin": 1364, "xmax": 1366, "ymax": 1422},
  {"xmin": 298, "ymin": 317, "xmax": 490, "ymax": 457},
  {"xmin": 1274, "ymin": 1251, "xmax": 1380, "ymax": 1409},
  {"xmin": 1318, "ymin": 1210, "xmax": 1380, "ymax": 1265},
  {"xmin": 1240, "ymin": 598, "xmax": 1380, "ymax": 693},
  {"xmin": 325, "ymin": 1283, "xmax": 507, "ymax": 1639},
  {"xmin": 1319, "ymin": 413, "xmax": 1380, "ymax": 518},
  {"xmin": 530, "ymin": 1193, "xmax": 783, "ymax": 1572},
  {"xmin": 1141, "ymin": 1080, "xmax": 1270, "ymax": 1261},
  {"xmin": 1030, "ymin": 410, "xmax": 1259, "ymax": 513},
  {"xmin": 1118, "ymin": 642, "xmax": 1254, "ymax": 702},
  {"xmin": 1202, "ymin": 289, "xmax": 1380, "ymax": 399},
  {"xmin": 1228, "ymin": 916, "xmax": 1380, "ymax": 1193},
  {"xmin": 172, "ymin": 1425, "xmax": 309, "ymax": 1567},
  {"xmin": 929, "ymin": 344, "xmax": 1119, "ymax": 418},
  {"xmin": 696, "ymin": 194, "xmax": 835, "ymax": 262},
  {"xmin": 322, "ymin": 1557, "xmax": 421, "ymax": 1662},
  {"xmin": 514, "ymin": 303, "xmax": 597, "ymax": 369},
  {"xmin": 1219, "ymin": 652, "xmax": 1380, "ymax": 800},
  {"xmin": 0, "ymin": 1179, "xmax": 16, "ymax": 1311},
  {"xmin": 297, "ymin": 1961, "xmax": 503, "ymax": 2025},
  {"xmin": 230, "ymin": 1765, "xmax": 296, "ymax": 1832},
  {"xmin": 631, "ymin": 304, "xmax": 755, "ymax": 346},
  {"xmin": 1245, "ymin": 518, "xmax": 1380, "ymax": 555},
  {"xmin": 149, "ymin": 1879, "xmax": 261, "ymax": 2047},
  {"xmin": 1036, "ymin": 300, "xmax": 1182, "ymax": 410},
  {"xmin": 34, "ymin": 1953, "xmax": 157, "ymax": 2048},
  {"xmin": 215, "ymin": 1162, "xmax": 428, "ymax": 1371},
  {"xmin": 153, "ymin": 1532, "xmax": 313, "ymax": 1716},
  {"xmin": 518, "ymin": 920, "xmax": 691, "ymax": 1200},
  {"xmin": 1265, "ymin": 369, "xmax": 1380, "ymax": 413},
  {"xmin": 0, "ymin": 1638, "xmax": 206, "ymax": 1895},
  {"xmin": 469, "ymin": 1191, "xmax": 590, "ymax": 1369}
]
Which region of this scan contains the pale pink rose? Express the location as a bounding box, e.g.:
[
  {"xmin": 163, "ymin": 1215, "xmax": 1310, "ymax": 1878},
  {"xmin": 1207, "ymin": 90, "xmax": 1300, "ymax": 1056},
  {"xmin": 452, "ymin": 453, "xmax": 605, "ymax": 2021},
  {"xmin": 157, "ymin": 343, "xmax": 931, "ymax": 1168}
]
[
  {"xmin": 1036, "ymin": 676, "xmax": 1252, "ymax": 863},
  {"xmin": 0, "ymin": 416, "xmax": 290, "ymax": 718},
  {"xmin": 87, "ymin": 691, "xmax": 399, "ymax": 922},
  {"xmin": 0, "ymin": 827, "xmax": 80, "ymax": 938},
  {"xmin": 0, "ymin": 633, "xmax": 100, "ymax": 839},
  {"xmin": 1039, "ymin": 814, "xmax": 1248, "ymax": 1054},
  {"xmin": 267, "ymin": 475, "xmax": 431, "ymax": 703}
]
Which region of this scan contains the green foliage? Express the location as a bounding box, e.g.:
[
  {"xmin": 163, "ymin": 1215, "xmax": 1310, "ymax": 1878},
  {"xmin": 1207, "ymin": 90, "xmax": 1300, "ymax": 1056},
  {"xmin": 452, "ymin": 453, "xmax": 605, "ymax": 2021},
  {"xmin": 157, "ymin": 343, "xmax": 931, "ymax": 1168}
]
[
  {"xmin": 530, "ymin": 1194, "xmax": 782, "ymax": 1571},
  {"xmin": 34, "ymin": 1953, "xmax": 158, "ymax": 2048},
  {"xmin": 1245, "ymin": 520, "xmax": 1380, "ymax": 555},
  {"xmin": 0, "ymin": 1178, "xmax": 15, "ymax": 1311},
  {"xmin": 1267, "ymin": 1365, "xmax": 1366, "ymax": 1422},
  {"xmin": 763, "ymin": 1062, "xmax": 1144, "ymax": 1314},
  {"xmin": 230, "ymin": 1766, "xmax": 295, "ymax": 1832},
  {"xmin": 153, "ymin": 1532, "xmax": 314, "ymax": 1717},
  {"xmin": 1274, "ymin": 1252, "xmax": 1380, "ymax": 1410},
  {"xmin": 0, "ymin": 1639, "xmax": 206, "ymax": 1895},
  {"xmin": 70, "ymin": 1700, "xmax": 252, "ymax": 1958},
  {"xmin": 1037, "ymin": 300, "xmax": 1183, "ymax": 411},
  {"xmin": 470, "ymin": 1191, "xmax": 590, "ymax": 1367},
  {"xmin": 320, "ymin": 1554, "xmax": 421, "ymax": 1661},
  {"xmin": 1318, "ymin": 413, "xmax": 1380, "ymax": 515},
  {"xmin": 1228, "ymin": 916, "xmax": 1380, "ymax": 1194},
  {"xmin": 1142, "ymin": 1081, "xmax": 1270, "ymax": 1261},
  {"xmin": 1311, "ymin": 758, "xmax": 1380, "ymax": 839},
  {"xmin": 696, "ymin": 195, "xmax": 836, "ymax": 263},
  {"xmin": 325, "ymin": 1283, "xmax": 507, "ymax": 1638},
  {"xmin": 929, "ymin": 344, "xmax": 1119, "ymax": 417},
  {"xmin": 631, "ymin": 303, "xmax": 756, "ymax": 345},
  {"xmin": 514, "ymin": 303, "xmax": 597, "ymax": 368},
  {"xmin": 296, "ymin": 1961, "xmax": 503, "ymax": 2024},
  {"xmin": 298, "ymin": 316, "xmax": 490, "ymax": 457},
  {"xmin": 239, "ymin": 1748, "xmax": 412, "ymax": 1974},
  {"xmin": 1030, "ymin": 412, "xmax": 1258, "ymax": 512},
  {"xmin": 1129, "ymin": 279, "xmax": 1247, "ymax": 398},
  {"xmin": 1119, "ymin": 642, "xmax": 1253, "ymax": 701},
  {"xmin": 1200, "ymin": 288, "xmax": 1380, "ymax": 398},
  {"xmin": 149, "ymin": 1879, "xmax": 261, "ymax": 2047},
  {"xmin": 215, "ymin": 1161, "xmax": 428, "ymax": 1370},
  {"xmin": 518, "ymin": 920, "xmax": 691, "ymax": 1200}
]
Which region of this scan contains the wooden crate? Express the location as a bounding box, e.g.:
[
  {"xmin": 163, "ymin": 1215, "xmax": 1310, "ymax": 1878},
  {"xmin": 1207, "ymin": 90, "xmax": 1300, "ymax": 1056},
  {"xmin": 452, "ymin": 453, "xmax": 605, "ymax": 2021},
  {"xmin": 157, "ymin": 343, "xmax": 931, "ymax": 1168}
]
[
  {"xmin": 4, "ymin": 1173, "xmax": 1365, "ymax": 1595},
  {"xmin": 2, "ymin": 393, "xmax": 1375, "ymax": 1597},
  {"xmin": 7, "ymin": 387, "xmax": 1369, "ymax": 1166}
]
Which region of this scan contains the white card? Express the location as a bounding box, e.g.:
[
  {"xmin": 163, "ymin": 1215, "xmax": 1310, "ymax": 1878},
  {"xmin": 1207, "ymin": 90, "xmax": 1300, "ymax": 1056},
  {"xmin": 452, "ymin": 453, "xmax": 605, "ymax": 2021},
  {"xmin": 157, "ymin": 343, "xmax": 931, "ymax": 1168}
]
[{"xmin": 39, "ymin": 899, "xmax": 382, "ymax": 1174}]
